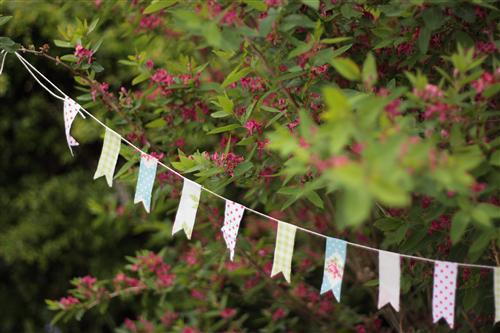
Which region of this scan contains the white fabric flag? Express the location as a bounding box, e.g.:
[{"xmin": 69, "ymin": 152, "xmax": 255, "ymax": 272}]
[
  {"xmin": 172, "ymin": 179, "xmax": 201, "ymax": 240},
  {"xmin": 63, "ymin": 97, "xmax": 85, "ymax": 155},
  {"xmin": 378, "ymin": 251, "xmax": 400, "ymax": 311}
]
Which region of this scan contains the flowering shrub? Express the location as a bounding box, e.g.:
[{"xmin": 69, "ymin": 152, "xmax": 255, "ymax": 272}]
[{"xmin": 1, "ymin": 0, "xmax": 499, "ymax": 331}]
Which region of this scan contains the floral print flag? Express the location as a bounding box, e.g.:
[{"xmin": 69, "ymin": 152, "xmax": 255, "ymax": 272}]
[
  {"xmin": 133, "ymin": 154, "xmax": 158, "ymax": 213},
  {"xmin": 432, "ymin": 261, "xmax": 458, "ymax": 328},
  {"xmin": 63, "ymin": 96, "xmax": 85, "ymax": 155},
  {"xmin": 321, "ymin": 237, "xmax": 347, "ymax": 302},
  {"xmin": 221, "ymin": 200, "xmax": 245, "ymax": 261}
]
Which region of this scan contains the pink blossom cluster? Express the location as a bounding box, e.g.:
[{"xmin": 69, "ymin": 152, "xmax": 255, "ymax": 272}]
[
  {"xmin": 131, "ymin": 252, "xmax": 176, "ymax": 289},
  {"xmin": 139, "ymin": 14, "xmax": 162, "ymax": 30},
  {"xmin": 59, "ymin": 296, "xmax": 79, "ymax": 309},
  {"xmin": 414, "ymin": 84, "xmax": 444, "ymax": 101},
  {"xmin": 428, "ymin": 214, "xmax": 451, "ymax": 235},
  {"xmin": 240, "ymin": 76, "xmax": 266, "ymax": 92},
  {"xmin": 74, "ymin": 44, "xmax": 94, "ymax": 64},
  {"xmin": 471, "ymin": 70, "xmax": 499, "ymax": 95},
  {"xmin": 244, "ymin": 120, "xmax": 263, "ymax": 136},
  {"xmin": 113, "ymin": 272, "xmax": 142, "ymax": 289},
  {"xmin": 209, "ymin": 152, "xmax": 245, "ymax": 176}
]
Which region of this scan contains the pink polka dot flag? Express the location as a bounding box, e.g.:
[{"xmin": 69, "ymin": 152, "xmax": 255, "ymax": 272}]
[
  {"xmin": 432, "ymin": 261, "xmax": 458, "ymax": 328},
  {"xmin": 221, "ymin": 200, "xmax": 245, "ymax": 261},
  {"xmin": 63, "ymin": 97, "xmax": 84, "ymax": 156}
]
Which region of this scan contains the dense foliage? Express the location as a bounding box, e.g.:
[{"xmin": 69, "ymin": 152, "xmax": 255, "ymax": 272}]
[{"xmin": 1, "ymin": 0, "xmax": 499, "ymax": 332}]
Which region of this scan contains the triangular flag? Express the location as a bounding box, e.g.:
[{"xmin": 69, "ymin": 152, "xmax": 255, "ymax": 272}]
[
  {"xmin": 63, "ymin": 97, "xmax": 85, "ymax": 155},
  {"xmin": 378, "ymin": 251, "xmax": 400, "ymax": 311},
  {"xmin": 93, "ymin": 128, "xmax": 121, "ymax": 187},
  {"xmin": 133, "ymin": 154, "xmax": 158, "ymax": 213},
  {"xmin": 495, "ymin": 267, "xmax": 500, "ymax": 323},
  {"xmin": 221, "ymin": 200, "xmax": 245, "ymax": 261},
  {"xmin": 432, "ymin": 261, "xmax": 457, "ymax": 328},
  {"xmin": 172, "ymin": 179, "xmax": 201, "ymax": 239},
  {"xmin": 320, "ymin": 237, "xmax": 346, "ymax": 302},
  {"xmin": 271, "ymin": 222, "xmax": 296, "ymax": 283}
]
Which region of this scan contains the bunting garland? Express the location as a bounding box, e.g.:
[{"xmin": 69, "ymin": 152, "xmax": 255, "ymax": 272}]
[
  {"xmin": 7, "ymin": 51, "xmax": 500, "ymax": 327},
  {"xmin": 93, "ymin": 128, "xmax": 121, "ymax": 187},
  {"xmin": 271, "ymin": 222, "xmax": 297, "ymax": 283},
  {"xmin": 172, "ymin": 179, "xmax": 201, "ymax": 240},
  {"xmin": 320, "ymin": 237, "xmax": 346, "ymax": 302},
  {"xmin": 133, "ymin": 154, "xmax": 158, "ymax": 213},
  {"xmin": 378, "ymin": 251, "xmax": 400, "ymax": 311}
]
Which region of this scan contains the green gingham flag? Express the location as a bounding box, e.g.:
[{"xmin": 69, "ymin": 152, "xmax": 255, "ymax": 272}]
[
  {"xmin": 93, "ymin": 128, "xmax": 121, "ymax": 187},
  {"xmin": 271, "ymin": 222, "xmax": 297, "ymax": 283}
]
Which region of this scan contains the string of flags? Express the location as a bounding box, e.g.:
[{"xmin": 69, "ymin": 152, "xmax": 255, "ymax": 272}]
[{"xmin": 6, "ymin": 51, "xmax": 500, "ymax": 328}]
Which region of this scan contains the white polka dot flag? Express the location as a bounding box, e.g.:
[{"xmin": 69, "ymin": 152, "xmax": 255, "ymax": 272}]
[
  {"xmin": 93, "ymin": 128, "xmax": 121, "ymax": 187},
  {"xmin": 432, "ymin": 261, "xmax": 458, "ymax": 328},
  {"xmin": 133, "ymin": 154, "xmax": 158, "ymax": 213},
  {"xmin": 221, "ymin": 200, "xmax": 245, "ymax": 261},
  {"xmin": 271, "ymin": 222, "xmax": 297, "ymax": 283},
  {"xmin": 495, "ymin": 267, "xmax": 500, "ymax": 323},
  {"xmin": 377, "ymin": 251, "xmax": 400, "ymax": 312},
  {"xmin": 320, "ymin": 237, "xmax": 346, "ymax": 302},
  {"xmin": 172, "ymin": 179, "xmax": 201, "ymax": 240},
  {"xmin": 63, "ymin": 97, "xmax": 85, "ymax": 156}
]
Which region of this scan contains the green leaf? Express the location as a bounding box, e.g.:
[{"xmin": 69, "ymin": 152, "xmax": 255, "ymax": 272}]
[
  {"xmin": 337, "ymin": 188, "xmax": 372, "ymax": 227},
  {"xmin": 450, "ymin": 211, "xmax": 470, "ymax": 244},
  {"xmin": 322, "ymin": 86, "xmax": 350, "ymax": 120},
  {"xmin": 468, "ymin": 231, "xmax": 493, "ymax": 256},
  {"xmin": 88, "ymin": 17, "xmax": 100, "ymax": 34},
  {"xmin": 0, "ymin": 16, "xmax": 12, "ymax": 26},
  {"xmin": 362, "ymin": 52, "xmax": 377, "ymax": 87},
  {"xmin": 144, "ymin": 0, "xmax": 178, "ymax": 14},
  {"xmin": 145, "ymin": 118, "xmax": 167, "ymax": 128},
  {"xmin": 287, "ymin": 42, "xmax": 313, "ymax": 59},
  {"xmin": 418, "ymin": 27, "xmax": 431, "ymax": 55},
  {"xmin": 214, "ymin": 94, "xmax": 234, "ymax": 114},
  {"xmin": 490, "ymin": 150, "xmax": 500, "ymax": 167},
  {"xmin": 233, "ymin": 161, "xmax": 253, "ymax": 177},
  {"xmin": 210, "ymin": 111, "xmax": 231, "ymax": 118},
  {"xmin": 301, "ymin": 0, "xmax": 319, "ymax": 10},
  {"xmin": 207, "ymin": 124, "xmax": 241, "ymax": 134},
  {"xmin": 321, "ymin": 37, "xmax": 352, "ymax": 44},
  {"xmin": 331, "ymin": 44, "xmax": 353, "ymax": 58},
  {"xmin": 374, "ymin": 217, "xmax": 403, "ymax": 232},
  {"xmin": 330, "ymin": 57, "xmax": 360, "ymax": 81},
  {"xmin": 305, "ymin": 191, "xmax": 324, "ymax": 209},
  {"xmin": 60, "ymin": 54, "xmax": 78, "ymax": 62},
  {"xmin": 422, "ymin": 7, "xmax": 444, "ymax": 31},
  {"xmin": 471, "ymin": 205, "xmax": 491, "ymax": 227},
  {"xmin": 221, "ymin": 66, "xmax": 252, "ymax": 88},
  {"xmin": 54, "ymin": 39, "xmax": 73, "ymax": 48},
  {"xmin": 242, "ymin": 0, "xmax": 267, "ymax": 11},
  {"xmin": 132, "ymin": 72, "xmax": 151, "ymax": 85}
]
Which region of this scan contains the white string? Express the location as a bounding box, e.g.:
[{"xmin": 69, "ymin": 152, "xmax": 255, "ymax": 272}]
[
  {"xmin": 0, "ymin": 50, "xmax": 7, "ymax": 75},
  {"xmin": 13, "ymin": 52, "xmax": 497, "ymax": 271}
]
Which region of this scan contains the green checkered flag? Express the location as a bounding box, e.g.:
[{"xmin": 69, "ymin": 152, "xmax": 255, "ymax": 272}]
[
  {"xmin": 271, "ymin": 222, "xmax": 297, "ymax": 283},
  {"xmin": 93, "ymin": 128, "xmax": 121, "ymax": 187}
]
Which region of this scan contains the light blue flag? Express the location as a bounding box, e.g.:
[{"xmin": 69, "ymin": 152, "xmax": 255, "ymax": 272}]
[
  {"xmin": 133, "ymin": 155, "xmax": 158, "ymax": 213},
  {"xmin": 320, "ymin": 237, "xmax": 347, "ymax": 302}
]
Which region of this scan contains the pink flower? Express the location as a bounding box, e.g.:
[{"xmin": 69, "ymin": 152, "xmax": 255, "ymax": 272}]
[
  {"xmin": 74, "ymin": 44, "xmax": 94, "ymax": 64},
  {"xmin": 161, "ymin": 311, "xmax": 179, "ymax": 327},
  {"xmin": 156, "ymin": 273, "xmax": 175, "ymax": 288},
  {"xmin": 59, "ymin": 296, "xmax": 80, "ymax": 309},
  {"xmin": 210, "ymin": 152, "xmax": 244, "ymax": 176},
  {"xmin": 221, "ymin": 9, "xmax": 238, "ymax": 26},
  {"xmin": 220, "ymin": 308, "xmax": 237, "ymax": 319},
  {"xmin": 240, "ymin": 77, "xmax": 266, "ymax": 92},
  {"xmin": 80, "ymin": 275, "xmax": 97, "ymax": 288},
  {"xmin": 471, "ymin": 72, "xmax": 495, "ymax": 94},
  {"xmin": 191, "ymin": 289, "xmax": 205, "ymax": 300},
  {"xmin": 182, "ymin": 327, "xmax": 199, "ymax": 333},
  {"xmin": 151, "ymin": 69, "xmax": 175, "ymax": 86},
  {"xmin": 140, "ymin": 14, "xmax": 162, "ymax": 30},
  {"xmin": 385, "ymin": 98, "xmax": 401, "ymax": 118},
  {"xmin": 244, "ymin": 120, "xmax": 263, "ymax": 136},
  {"xmin": 146, "ymin": 59, "xmax": 154, "ymax": 69},
  {"xmin": 272, "ymin": 308, "xmax": 286, "ymax": 320},
  {"xmin": 414, "ymin": 84, "xmax": 444, "ymax": 101},
  {"xmin": 124, "ymin": 318, "xmax": 137, "ymax": 331}
]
